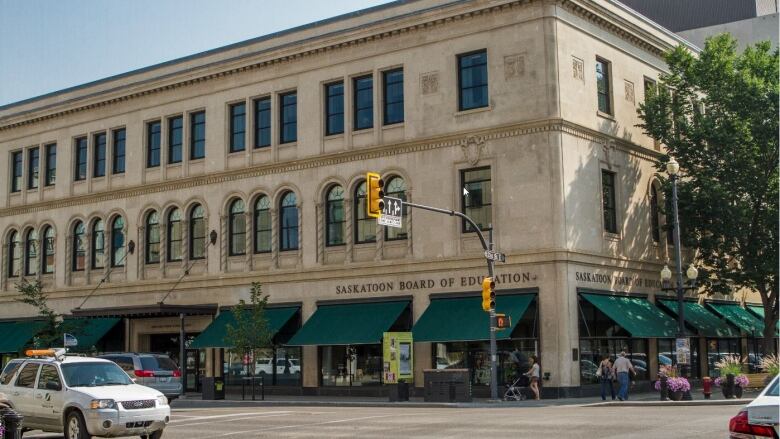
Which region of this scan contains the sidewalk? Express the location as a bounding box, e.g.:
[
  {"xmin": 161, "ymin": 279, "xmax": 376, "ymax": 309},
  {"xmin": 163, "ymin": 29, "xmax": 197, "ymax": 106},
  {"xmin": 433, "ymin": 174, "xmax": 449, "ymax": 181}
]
[{"xmin": 171, "ymin": 388, "xmax": 755, "ymax": 410}]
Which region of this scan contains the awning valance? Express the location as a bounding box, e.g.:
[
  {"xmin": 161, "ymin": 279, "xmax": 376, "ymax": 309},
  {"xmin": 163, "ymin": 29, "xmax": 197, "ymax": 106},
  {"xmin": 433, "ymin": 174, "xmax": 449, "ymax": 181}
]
[
  {"xmin": 286, "ymin": 301, "xmax": 409, "ymax": 346},
  {"xmin": 658, "ymin": 299, "xmax": 738, "ymax": 337},
  {"xmin": 190, "ymin": 307, "xmax": 299, "ymax": 349},
  {"xmin": 61, "ymin": 317, "xmax": 121, "ymax": 351},
  {"xmin": 581, "ymin": 293, "xmax": 677, "ymax": 338},
  {"xmin": 412, "ymin": 294, "xmax": 535, "ymax": 343},
  {"xmin": 708, "ymin": 303, "xmax": 764, "ymax": 337},
  {"xmin": 0, "ymin": 320, "xmax": 46, "ymax": 354}
]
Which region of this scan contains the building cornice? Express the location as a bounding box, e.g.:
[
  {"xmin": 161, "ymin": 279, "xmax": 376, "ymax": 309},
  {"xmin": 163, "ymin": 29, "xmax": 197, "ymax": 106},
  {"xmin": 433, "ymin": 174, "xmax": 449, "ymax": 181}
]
[
  {"xmin": 0, "ymin": 118, "xmax": 661, "ymax": 218},
  {"xmin": 0, "ymin": 0, "xmax": 684, "ymax": 132}
]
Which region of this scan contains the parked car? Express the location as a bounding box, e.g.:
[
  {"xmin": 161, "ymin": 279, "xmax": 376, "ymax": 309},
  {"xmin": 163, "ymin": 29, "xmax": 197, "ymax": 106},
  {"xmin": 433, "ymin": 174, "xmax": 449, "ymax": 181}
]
[
  {"xmin": 254, "ymin": 358, "xmax": 301, "ymax": 376},
  {"xmin": 728, "ymin": 375, "xmax": 778, "ymax": 438},
  {"xmin": 0, "ymin": 349, "xmax": 169, "ymax": 439},
  {"xmin": 98, "ymin": 353, "xmax": 182, "ymax": 400}
]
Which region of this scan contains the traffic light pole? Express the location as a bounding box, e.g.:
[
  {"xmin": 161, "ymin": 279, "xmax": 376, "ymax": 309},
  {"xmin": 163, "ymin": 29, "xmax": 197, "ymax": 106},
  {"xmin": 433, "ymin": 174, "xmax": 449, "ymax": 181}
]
[{"xmin": 403, "ymin": 201, "xmax": 499, "ymax": 400}]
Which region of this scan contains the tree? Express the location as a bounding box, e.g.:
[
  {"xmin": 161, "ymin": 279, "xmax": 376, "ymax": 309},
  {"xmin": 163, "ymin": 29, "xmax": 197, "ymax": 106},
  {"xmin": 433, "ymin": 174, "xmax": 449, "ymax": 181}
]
[
  {"xmin": 225, "ymin": 282, "xmax": 273, "ymax": 379},
  {"xmin": 14, "ymin": 280, "xmax": 83, "ymax": 350},
  {"xmin": 638, "ymin": 34, "xmax": 778, "ymax": 354}
]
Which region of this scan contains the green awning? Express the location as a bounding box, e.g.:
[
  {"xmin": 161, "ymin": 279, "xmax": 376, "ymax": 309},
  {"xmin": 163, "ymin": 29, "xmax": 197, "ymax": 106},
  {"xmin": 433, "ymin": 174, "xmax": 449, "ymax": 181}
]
[
  {"xmin": 709, "ymin": 303, "xmax": 765, "ymax": 337},
  {"xmin": 190, "ymin": 307, "xmax": 299, "ymax": 349},
  {"xmin": 746, "ymin": 304, "xmax": 779, "ymax": 334},
  {"xmin": 61, "ymin": 318, "xmax": 120, "ymax": 351},
  {"xmin": 581, "ymin": 293, "xmax": 677, "ymax": 337},
  {"xmin": 0, "ymin": 320, "xmax": 46, "ymax": 354},
  {"xmin": 287, "ymin": 301, "xmax": 408, "ymax": 346},
  {"xmin": 412, "ymin": 294, "xmax": 535, "ymax": 342},
  {"xmin": 658, "ymin": 299, "xmax": 737, "ymax": 337}
]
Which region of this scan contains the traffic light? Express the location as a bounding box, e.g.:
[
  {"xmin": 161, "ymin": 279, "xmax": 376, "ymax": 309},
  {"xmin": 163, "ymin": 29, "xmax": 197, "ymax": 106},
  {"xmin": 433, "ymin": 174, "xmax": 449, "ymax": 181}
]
[
  {"xmin": 496, "ymin": 313, "xmax": 511, "ymax": 330},
  {"xmin": 481, "ymin": 277, "xmax": 495, "ymax": 312},
  {"xmin": 366, "ymin": 172, "xmax": 384, "ymax": 218}
]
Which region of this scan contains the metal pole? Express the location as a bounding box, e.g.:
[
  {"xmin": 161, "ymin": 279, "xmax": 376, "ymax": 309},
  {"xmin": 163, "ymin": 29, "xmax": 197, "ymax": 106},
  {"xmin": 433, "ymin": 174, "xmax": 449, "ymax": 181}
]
[
  {"xmin": 671, "ymin": 175, "xmax": 685, "ymax": 340},
  {"xmin": 179, "ymin": 313, "xmax": 186, "ymax": 399},
  {"xmin": 488, "ymin": 226, "xmax": 498, "ymax": 401}
]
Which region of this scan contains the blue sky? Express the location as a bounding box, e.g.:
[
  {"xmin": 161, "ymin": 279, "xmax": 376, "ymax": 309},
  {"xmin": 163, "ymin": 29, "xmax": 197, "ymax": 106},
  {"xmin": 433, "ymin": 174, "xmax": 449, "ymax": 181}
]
[{"xmin": 0, "ymin": 0, "xmax": 394, "ymax": 106}]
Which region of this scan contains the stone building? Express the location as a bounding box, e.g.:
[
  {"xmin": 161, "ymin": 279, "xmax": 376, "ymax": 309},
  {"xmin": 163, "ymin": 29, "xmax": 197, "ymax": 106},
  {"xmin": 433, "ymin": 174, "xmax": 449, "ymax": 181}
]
[{"xmin": 1, "ymin": 0, "xmax": 764, "ymax": 397}]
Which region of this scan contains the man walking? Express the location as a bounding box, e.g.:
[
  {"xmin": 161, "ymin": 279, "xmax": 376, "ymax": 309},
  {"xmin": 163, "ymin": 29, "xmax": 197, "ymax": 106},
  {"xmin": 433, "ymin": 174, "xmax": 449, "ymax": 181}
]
[{"xmin": 613, "ymin": 350, "xmax": 636, "ymax": 401}]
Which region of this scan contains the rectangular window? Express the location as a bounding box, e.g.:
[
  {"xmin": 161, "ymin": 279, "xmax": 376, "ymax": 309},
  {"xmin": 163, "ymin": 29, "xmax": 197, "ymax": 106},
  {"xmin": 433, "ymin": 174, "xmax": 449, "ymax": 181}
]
[
  {"xmin": 602, "ymin": 170, "xmax": 618, "ymax": 234},
  {"xmin": 383, "ymin": 68, "xmax": 404, "ymax": 125},
  {"xmin": 353, "ymin": 76, "xmax": 373, "ymax": 130},
  {"xmin": 93, "ymin": 132, "xmax": 106, "ymax": 177},
  {"xmin": 325, "ymin": 82, "xmax": 344, "ymax": 135},
  {"xmin": 458, "ymin": 50, "xmax": 489, "ymax": 111},
  {"xmin": 44, "ymin": 143, "xmax": 56, "ymax": 186},
  {"xmin": 461, "ymin": 167, "xmax": 492, "ymax": 232},
  {"xmin": 596, "ymin": 58, "xmax": 612, "ymax": 114},
  {"xmin": 190, "ymin": 111, "xmax": 206, "ymax": 159},
  {"xmin": 229, "ymin": 103, "xmax": 246, "ymax": 153},
  {"xmin": 253, "ymin": 99, "xmax": 270, "ymax": 148},
  {"xmin": 168, "ymin": 116, "xmax": 183, "ymax": 163},
  {"xmin": 280, "ymin": 92, "xmax": 297, "ymax": 144},
  {"xmin": 112, "ymin": 129, "xmax": 125, "ymax": 174},
  {"xmin": 147, "ymin": 121, "xmax": 161, "ymax": 168},
  {"xmin": 27, "ymin": 147, "xmax": 39, "ymax": 189},
  {"xmin": 643, "ymin": 77, "xmax": 656, "ymax": 101},
  {"xmin": 74, "ymin": 137, "xmax": 88, "ymax": 181},
  {"xmin": 11, "ymin": 151, "xmax": 22, "ymax": 192}
]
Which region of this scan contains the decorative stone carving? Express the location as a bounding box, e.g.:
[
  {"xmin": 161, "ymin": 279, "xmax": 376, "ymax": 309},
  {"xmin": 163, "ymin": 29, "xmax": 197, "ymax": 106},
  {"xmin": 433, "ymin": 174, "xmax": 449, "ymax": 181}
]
[
  {"xmin": 461, "ymin": 135, "xmax": 486, "ymax": 166},
  {"xmin": 504, "ymin": 54, "xmax": 525, "ymax": 79},
  {"xmin": 420, "ymin": 71, "xmax": 439, "ymax": 94},
  {"xmin": 624, "ymin": 80, "xmax": 635, "ymax": 103},
  {"xmin": 572, "ymin": 56, "xmax": 584, "ymax": 81}
]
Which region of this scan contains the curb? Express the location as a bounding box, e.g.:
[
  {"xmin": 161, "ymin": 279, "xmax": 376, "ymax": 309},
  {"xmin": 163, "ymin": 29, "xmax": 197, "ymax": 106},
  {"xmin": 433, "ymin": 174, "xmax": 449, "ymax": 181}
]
[
  {"xmin": 171, "ymin": 399, "xmax": 583, "ymax": 410},
  {"xmin": 583, "ymin": 398, "xmax": 751, "ymax": 407}
]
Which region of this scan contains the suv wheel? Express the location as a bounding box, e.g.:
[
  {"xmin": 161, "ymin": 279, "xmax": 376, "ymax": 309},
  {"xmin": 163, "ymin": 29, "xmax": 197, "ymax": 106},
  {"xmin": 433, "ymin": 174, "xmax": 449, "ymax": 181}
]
[
  {"xmin": 65, "ymin": 411, "xmax": 91, "ymax": 439},
  {"xmin": 141, "ymin": 430, "xmax": 164, "ymax": 439}
]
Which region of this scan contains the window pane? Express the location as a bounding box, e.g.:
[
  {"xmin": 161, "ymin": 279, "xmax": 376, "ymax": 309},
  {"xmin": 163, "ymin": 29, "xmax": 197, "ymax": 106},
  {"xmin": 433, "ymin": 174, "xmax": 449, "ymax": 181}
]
[
  {"xmin": 8, "ymin": 232, "xmax": 20, "ymax": 277},
  {"xmin": 168, "ymin": 209, "xmax": 182, "ymax": 261},
  {"xmin": 146, "ymin": 212, "xmax": 160, "ymax": 264},
  {"xmin": 384, "ymin": 177, "xmax": 407, "ymax": 240},
  {"xmin": 254, "ymin": 99, "xmax": 271, "ymax": 148},
  {"xmin": 43, "ymin": 227, "xmax": 55, "ymax": 274},
  {"xmin": 602, "ymin": 170, "xmax": 617, "ymax": 233},
  {"xmin": 147, "ymin": 122, "xmax": 161, "ymax": 167},
  {"xmin": 280, "ymin": 93, "xmax": 297, "ymax": 144},
  {"xmin": 28, "ymin": 148, "xmax": 39, "ymax": 189},
  {"xmin": 325, "ymin": 82, "xmax": 344, "ymax": 135},
  {"xmin": 458, "ymin": 51, "xmax": 488, "ymax": 111},
  {"xmin": 353, "ymin": 76, "xmax": 373, "ymax": 130},
  {"xmin": 45, "ymin": 144, "xmax": 57, "ymax": 186},
  {"xmin": 11, "ymin": 151, "xmax": 22, "ymax": 192},
  {"xmin": 169, "ymin": 116, "xmax": 183, "ymax": 163},
  {"xmin": 112, "ymin": 217, "xmax": 125, "ymax": 267},
  {"xmin": 230, "ymin": 103, "xmax": 246, "ymax": 152},
  {"xmin": 326, "ymin": 185, "xmax": 345, "ymax": 246},
  {"xmin": 383, "ymin": 69, "xmax": 404, "ymax": 125},
  {"xmin": 280, "ymin": 192, "xmax": 298, "ymax": 250},
  {"xmin": 75, "ymin": 138, "xmax": 88, "ymax": 180},
  {"xmin": 229, "ymin": 200, "xmax": 246, "ymax": 255},
  {"xmin": 190, "ymin": 205, "xmax": 206, "ymax": 259},
  {"xmin": 254, "ymin": 197, "xmax": 271, "ymax": 253},
  {"xmin": 596, "ymin": 59, "xmax": 611, "ymax": 114},
  {"xmin": 190, "ymin": 111, "xmax": 206, "ymax": 159},
  {"xmin": 354, "ymin": 182, "xmax": 375, "ymax": 243},
  {"xmin": 92, "ymin": 220, "xmax": 105, "ymax": 269},
  {"xmin": 73, "ymin": 222, "xmax": 86, "ymax": 271},
  {"xmin": 461, "ymin": 168, "xmax": 492, "ymax": 232},
  {"xmin": 25, "ymin": 230, "xmax": 38, "ymax": 275},
  {"xmin": 93, "ymin": 133, "xmax": 106, "ymax": 178},
  {"xmin": 112, "ymin": 130, "xmax": 125, "ymax": 174}
]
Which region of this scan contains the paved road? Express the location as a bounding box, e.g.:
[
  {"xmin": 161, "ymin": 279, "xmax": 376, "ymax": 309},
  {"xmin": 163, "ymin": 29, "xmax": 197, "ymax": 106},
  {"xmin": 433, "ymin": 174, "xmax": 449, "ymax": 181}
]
[{"xmin": 24, "ymin": 404, "xmax": 737, "ymax": 438}]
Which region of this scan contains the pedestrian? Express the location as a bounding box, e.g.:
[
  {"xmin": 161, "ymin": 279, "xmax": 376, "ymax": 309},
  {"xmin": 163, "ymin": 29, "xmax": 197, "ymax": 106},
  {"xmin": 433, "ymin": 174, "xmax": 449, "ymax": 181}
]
[
  {"xmin": 613, "ymin": 350, "xmax": 636, "ymax": 401},
  {"xmin": 597, "ymin": 354, "xmax": 616, "ymax": 401},
  {"xmin": 525, "ymin": 355, "xmax": 541, "ymax": 400}
]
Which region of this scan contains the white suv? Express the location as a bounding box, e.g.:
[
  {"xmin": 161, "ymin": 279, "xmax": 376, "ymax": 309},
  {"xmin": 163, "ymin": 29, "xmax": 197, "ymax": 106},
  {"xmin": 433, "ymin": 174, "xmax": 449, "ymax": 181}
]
[{"xmin": 0, "ymin": 350, "xmax": 170, "ymax": 439}]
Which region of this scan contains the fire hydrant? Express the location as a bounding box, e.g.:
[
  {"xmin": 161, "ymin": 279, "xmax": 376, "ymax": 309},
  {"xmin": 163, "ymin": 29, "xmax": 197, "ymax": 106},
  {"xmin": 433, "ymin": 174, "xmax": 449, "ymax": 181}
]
[{"xmin": 702, "ymin": 376, "xmax": 712, "ymax": 399}]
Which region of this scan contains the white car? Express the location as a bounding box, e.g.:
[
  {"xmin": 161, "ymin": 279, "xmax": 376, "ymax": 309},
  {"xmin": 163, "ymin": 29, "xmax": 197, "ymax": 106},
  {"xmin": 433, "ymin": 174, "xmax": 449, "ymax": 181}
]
[
  {"xmin": 728, "ymin": 375, "xmax": 778, "ymax": 438},
  {"xmin": 0, "ymin": 349, "xmax": 170, "ymax": 439},
  {"xmin": 254, "ymin": 358, "xmax": 301, "ymax": 376}
]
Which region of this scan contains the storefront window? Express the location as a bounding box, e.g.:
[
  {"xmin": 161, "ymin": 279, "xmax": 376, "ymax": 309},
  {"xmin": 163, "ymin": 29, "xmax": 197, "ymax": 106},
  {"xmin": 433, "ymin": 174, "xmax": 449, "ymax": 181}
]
[
  {"xmin": 223, "ymin": 347, "xmax": 301, "ymax": 387},
  {"xmin": 579, "ymin": 339, "xmax": 648, "ymax": 384},
  {"xmin": 434, "ymin": 340, "xmax": 538, "ymax": 387},
  {"xmin": 658, "ymin": 338, "xmax": 701, "ymax": 378},
  {"xmin": 706, "ymin": 338, "xmax": 741, "ymax": 377},
  {"xmin": 320, "ymin": 345, "xmax": 382, "ymax": 386}
]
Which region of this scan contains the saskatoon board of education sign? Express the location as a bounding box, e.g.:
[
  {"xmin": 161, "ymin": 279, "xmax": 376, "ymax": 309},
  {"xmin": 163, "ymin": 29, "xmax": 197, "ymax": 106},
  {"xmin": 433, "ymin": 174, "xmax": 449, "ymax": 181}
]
[{"xmin": 336, "ymin": 272, "xmax": 537, "ymax": 295}]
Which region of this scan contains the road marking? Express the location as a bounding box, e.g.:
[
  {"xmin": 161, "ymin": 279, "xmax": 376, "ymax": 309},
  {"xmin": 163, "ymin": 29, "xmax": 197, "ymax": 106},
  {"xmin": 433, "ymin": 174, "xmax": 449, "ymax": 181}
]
[
  {"xmin": 170, "ymin": 412, "xmax": 294, "ymax": 428},
  {"xmin": 169, "ymin": 410, "xmax": 294, "ymax": 423},
  {"xmin": 216, "ymin": 414, "xmax": 397, "ymax": 437}
]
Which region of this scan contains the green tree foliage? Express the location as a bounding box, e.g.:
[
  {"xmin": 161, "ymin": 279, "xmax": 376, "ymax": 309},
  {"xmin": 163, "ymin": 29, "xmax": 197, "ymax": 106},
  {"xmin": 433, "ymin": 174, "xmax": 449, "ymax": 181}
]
[
  {"xmin": 638, "ymin": 34, "xmax": 778, "ymax": 353},
  {"xmin": 14, "ymin": 280, "xmax": 83, "ymax": 350},
  {"xmin": 225, "ymin": 282, "xmax": 273, "ymax": 377}
]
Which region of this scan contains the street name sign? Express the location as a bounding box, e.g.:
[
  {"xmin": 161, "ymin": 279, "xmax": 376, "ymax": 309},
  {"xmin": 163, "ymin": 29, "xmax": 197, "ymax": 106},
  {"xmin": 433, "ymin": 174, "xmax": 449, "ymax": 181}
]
[
  {"xmin": 484, "ymin": 249, "xmax": 506, "ymax": 263},
  {"xmin": 378, "ymin": 196, "xmax": 403, "ymax": 228}
]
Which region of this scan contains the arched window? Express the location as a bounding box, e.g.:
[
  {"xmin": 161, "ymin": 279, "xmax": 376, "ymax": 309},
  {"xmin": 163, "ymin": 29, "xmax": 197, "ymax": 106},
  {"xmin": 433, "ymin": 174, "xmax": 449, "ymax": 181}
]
[
  {"xmin": 279, "ymin": 192, "xmax": 298, "ymax": 251},
  {"xmin": 384, "ymin": 176, "xmax": 408, "ymax": 241},
  {"xmin": 145, "ymin": 211, "xmax": 160, "ymax": 264},
  {"xmin": 7, "ymin": 231, "xmax": 20, "ymax": 277},
  {"xmin": 24, "ymin": 229, "xmax": 38, "ymax": 276},
  {"xmin": 72, "ymin": 221, "xmax": 86, "ymax": 271},
  {"xmin": 253, "ymin": 196, "xmax": 271, "ymax": 253},
  {"xmin": 229, "ymin": 199, "xmax": 246, "ymax": 256},
  {"xmin": 42, "ymin": 226, "xmax": 55, "ymax": 274},
  {"xmin": 189, "ymin": 205, "xmax": 206, "ymax": 260},
  {"xmin": 650, "ymin": 185, "xmax": 660, "ymax": 243},
  {"xmin": 91, "ymin": 219, "xmax": 105, "ymax": 269},
  {"xmin": 167, "ymin": 208, "xmax": 182, "ymax": 262},
  {"xmin": 111, "ymin": 216, "xmax": 125, "ymax": 267},
  {"xmin": 354, "ymin": 181, "xmax": 375, "ymax": 244},
  {"xmin": 326, "ymin": 185, "xmax": 345, "ymax": 246}
]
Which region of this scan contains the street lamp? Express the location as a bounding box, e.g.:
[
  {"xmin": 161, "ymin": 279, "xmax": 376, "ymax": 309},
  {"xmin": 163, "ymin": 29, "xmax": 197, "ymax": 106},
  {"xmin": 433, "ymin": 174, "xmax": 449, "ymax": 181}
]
[{"xmin": 660, "ymin": 156, "xmax": 699, "ymax": 400}]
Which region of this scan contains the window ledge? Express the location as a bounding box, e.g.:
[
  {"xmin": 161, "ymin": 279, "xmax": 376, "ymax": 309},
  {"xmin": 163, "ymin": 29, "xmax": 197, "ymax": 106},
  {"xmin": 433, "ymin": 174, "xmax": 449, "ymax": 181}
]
[
  {"xmin": 279, "ymin": 248, "xmax": 299, "ymax": 253},
  {"xmin": 252, "ymin": 145, "xmax": 272, "ymax": 151},
  {"xmin": 166, "ymin": 162, "xmax": 183, "ymax": 168},
  {"xmin": 324, "ymin": 133, "xmax": 344, "ymax": 140},
  {"xmin": 189, "ymin": 158, "xmax": 206, "ymax": 163},
  {"xmin": 325, "ymin": 244, "xmax": 346, "ymax": 250},
  {"xmin": 352, "ymin": 127, "xmax": 374, "ymax": 134},
  {"xmin": 455, "ymin": 105, "xmax": 492, "ymax": 117},
  {"xmin": 227, "ymin": 150, "xmax": 246, "ymax": 155},
  {"xmin": 597, "ymin": 111, "xmax": 616, "ymax": 121},
  {"xmin": 382, "ymin": 122, "xmax": 404, "ymax": 130},
  {"xmin": 604, "ymin": 232, "xmax": 621, "ymax": 241},
  {"xmin": 279, "ymin": 142, "xmax": 298, "ymax": 149}
]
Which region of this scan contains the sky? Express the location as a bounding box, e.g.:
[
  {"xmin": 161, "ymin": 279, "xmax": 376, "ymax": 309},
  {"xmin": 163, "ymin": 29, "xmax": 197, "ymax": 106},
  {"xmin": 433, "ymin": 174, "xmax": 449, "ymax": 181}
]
[{"xmin": 0, "ymin": 0, "xmax": 394, "ymax": 107}]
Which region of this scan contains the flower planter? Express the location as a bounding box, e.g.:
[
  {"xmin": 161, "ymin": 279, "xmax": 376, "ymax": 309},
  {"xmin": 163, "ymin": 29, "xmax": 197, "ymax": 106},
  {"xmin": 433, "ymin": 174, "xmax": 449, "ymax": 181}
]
[
  {"xmin": 734, "ymin": 385, "xmax": 743, "ymax": 399},
  {"xmin": 669, "ymin": 390, "xmax": 684, "ymax": 401}
]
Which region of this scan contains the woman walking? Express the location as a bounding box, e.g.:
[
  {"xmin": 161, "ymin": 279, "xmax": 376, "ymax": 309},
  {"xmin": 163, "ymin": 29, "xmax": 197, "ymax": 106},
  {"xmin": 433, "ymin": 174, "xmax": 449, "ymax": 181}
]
[
  {"xmin": 526, "ymin": 355, "xmax": 541, "ymax": 400},
  {"xmin": 598, "ymin": 354, "xmax": 616, "ymax": 401}
]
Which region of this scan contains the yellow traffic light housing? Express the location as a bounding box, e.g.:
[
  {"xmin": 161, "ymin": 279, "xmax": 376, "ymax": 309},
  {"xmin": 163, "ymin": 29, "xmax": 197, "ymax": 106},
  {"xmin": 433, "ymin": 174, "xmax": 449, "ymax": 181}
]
[
  {"xmin": 481, "ymin": 277, "xmax": 495, "ymax": 312},
  {"xmin": 366, "ymin": 172, "xmax": 384, "ymax": 218}
]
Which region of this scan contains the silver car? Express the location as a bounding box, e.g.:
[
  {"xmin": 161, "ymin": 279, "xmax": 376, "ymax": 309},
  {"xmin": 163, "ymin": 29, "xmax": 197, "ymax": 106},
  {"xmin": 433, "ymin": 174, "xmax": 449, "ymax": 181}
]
[{"xmin": 98, "ymin": 353, "xmax": 182, "ymax": 400}]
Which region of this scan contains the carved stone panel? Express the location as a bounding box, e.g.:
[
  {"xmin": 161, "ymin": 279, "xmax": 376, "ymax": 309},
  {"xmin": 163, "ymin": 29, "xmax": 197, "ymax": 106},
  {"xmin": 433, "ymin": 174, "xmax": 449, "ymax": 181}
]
[
  {"xmin": 504, "ymin": 54, "xmax": 525, "ymax": 80},
  {"xmin": 624, "ymin": 80, "xmax": 635, "ymax": 104},
  {"xmin": 572, "ymin": 56, "xmax": 584, "ymax": 82},
  {"xmin": 420, "ymin": 71, "xmax": 439, "ymax": 95},
  {"xmin": 461, "ymin": 135, "xmax": 486, "ymax": 166}
]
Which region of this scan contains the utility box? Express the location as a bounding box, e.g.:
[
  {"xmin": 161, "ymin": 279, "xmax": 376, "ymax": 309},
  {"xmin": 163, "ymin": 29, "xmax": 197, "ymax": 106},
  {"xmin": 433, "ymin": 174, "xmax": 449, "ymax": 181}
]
[
  {"xmin": 423, "ymin": 369, "xmax": 471, "ymax": 402},
  {"xmin": 388, "ymin": 379, "xmax": 410, "ymax": 402},
  {"xmin": 201, "ymin": 377, "xmax": 225, "ymax": 400}
]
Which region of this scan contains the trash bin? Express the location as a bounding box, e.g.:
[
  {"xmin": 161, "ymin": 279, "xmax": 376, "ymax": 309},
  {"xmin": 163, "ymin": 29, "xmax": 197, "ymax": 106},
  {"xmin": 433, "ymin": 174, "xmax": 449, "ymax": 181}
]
[
  {"xmin": 201, "ymin": 377, "xmax": 225, "ymax": 400},
  {"xmin": 389, "ymin": 379, "xmax": 410, "ymax": 402}
]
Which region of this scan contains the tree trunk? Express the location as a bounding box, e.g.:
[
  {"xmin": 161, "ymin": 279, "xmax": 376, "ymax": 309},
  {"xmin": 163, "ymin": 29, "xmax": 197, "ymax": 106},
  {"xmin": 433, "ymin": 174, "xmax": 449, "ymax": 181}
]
[{"xmin": 759, "ymin": 284, "xmax": 778, "ymax": 356}]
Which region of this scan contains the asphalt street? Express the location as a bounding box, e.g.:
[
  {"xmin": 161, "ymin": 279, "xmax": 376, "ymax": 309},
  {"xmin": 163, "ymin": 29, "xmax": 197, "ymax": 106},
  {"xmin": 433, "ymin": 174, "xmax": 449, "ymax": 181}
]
[{"xmin": 23, "ymin": 403, "xmax": 737, "ymax": 438}]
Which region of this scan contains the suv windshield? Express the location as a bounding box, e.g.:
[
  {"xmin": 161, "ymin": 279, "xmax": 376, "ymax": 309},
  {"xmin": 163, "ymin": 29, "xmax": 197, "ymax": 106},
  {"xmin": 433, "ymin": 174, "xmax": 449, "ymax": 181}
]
[
  {"xmin": 140, "ymin": 355, "xmax": 178, "ymax": 371},
  {"xmin": 0, "ymin": 361, "xmax": 23, "ymax": 385},
  {"xmin": 61, "ymin": 362, "xmax": 133, "ymax": 387}
]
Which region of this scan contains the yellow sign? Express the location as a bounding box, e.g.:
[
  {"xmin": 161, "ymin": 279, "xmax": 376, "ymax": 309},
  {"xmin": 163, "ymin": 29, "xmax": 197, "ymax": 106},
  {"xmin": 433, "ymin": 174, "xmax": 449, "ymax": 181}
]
[{"xmin": 383, "ymin": 332, "xmax": 413, "ymax": 384}]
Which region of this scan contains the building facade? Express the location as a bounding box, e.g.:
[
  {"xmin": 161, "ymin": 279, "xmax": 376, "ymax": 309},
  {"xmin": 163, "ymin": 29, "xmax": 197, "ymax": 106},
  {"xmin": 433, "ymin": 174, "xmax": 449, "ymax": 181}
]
[{"xmin": 1, "ymin": 0, "xmax": 763, "ymax": 397}]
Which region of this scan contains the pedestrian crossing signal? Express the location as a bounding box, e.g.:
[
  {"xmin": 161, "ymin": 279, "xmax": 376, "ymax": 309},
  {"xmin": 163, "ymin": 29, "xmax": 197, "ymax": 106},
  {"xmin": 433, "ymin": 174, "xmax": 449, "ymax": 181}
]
[
  {"xmin": 496, "ymin": 313, "xmax": 511, "ymax": 330},
  {"xmin": 481, "ymin": 277, "xmax": 495, "ymax": 312}
]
